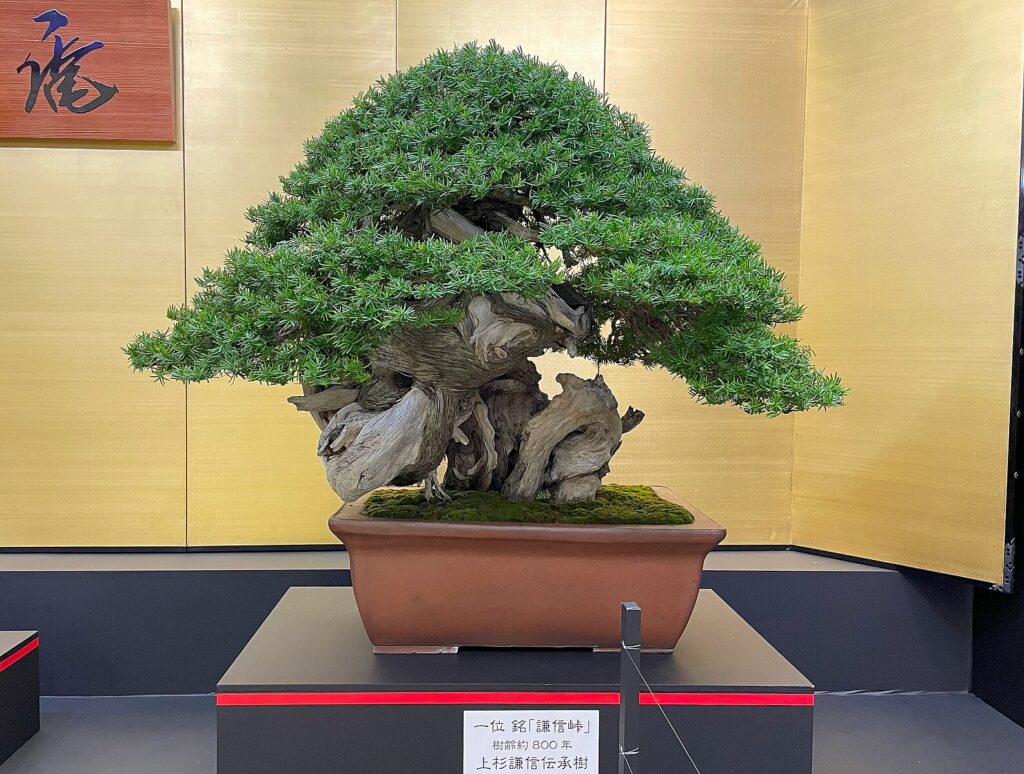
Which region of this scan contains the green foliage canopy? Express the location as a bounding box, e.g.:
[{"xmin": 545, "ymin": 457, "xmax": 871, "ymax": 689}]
[{"xmin": 127, "ymin": 42, "xmax": 844, "ymax": 416}]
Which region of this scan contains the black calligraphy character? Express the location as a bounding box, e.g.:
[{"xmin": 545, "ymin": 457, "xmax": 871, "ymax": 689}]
[{"xmin": 17, "ymin": 8, "xmax": 118, "ymax": 114}]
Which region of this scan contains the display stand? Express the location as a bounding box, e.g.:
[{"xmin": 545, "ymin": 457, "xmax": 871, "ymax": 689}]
[
  {"xmin": 0, "ymin": 631, "xmax": 40, "ymax": 765},
  {"xmin": 217, "ymin": 588, "xmax": 813, "ymax": 773}
]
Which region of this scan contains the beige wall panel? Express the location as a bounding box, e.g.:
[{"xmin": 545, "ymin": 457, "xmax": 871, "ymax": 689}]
[
  {"xmin": 0, "ymin": 2, "xmax": 185, "ymax": 547},
  {"xmin": 606, "ymin": 0, "xmax": 808, "ymax": 542},
  {"xmin": 793, "ymin": 0, "xmax": 1023, "ymax": 581},
  {"xmin": 184, "ymin": 0, "xmax": 396, "ymax": 546},
  {"xmin": 397, "ymin": 0, "xmax": 605, "ymax": 87}
]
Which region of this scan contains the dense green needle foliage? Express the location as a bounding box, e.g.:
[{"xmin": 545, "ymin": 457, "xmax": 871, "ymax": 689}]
[{"xmin": 127, "ymin": 42, "xmax": 844, "ymax": 415}]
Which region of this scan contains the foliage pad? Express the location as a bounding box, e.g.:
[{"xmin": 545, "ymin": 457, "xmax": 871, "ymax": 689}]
[{"xmin": 127, "ymin": 42, "xmax": 844, "ymax": 416}]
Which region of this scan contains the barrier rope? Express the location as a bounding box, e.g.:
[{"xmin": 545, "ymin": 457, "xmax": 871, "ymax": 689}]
[
  {"xmin": 619, "ymin": 746, "xmax": 637, "ymax": 774},
  {"xmin": 622, "ymin": 641, "xmax": 704, "ymax": 774}
]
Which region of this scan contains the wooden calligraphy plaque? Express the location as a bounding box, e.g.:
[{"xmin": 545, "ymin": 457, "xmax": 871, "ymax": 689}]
[{"xmin": 0, "ymin": 1, "xmax": 174, "ymax": 141}]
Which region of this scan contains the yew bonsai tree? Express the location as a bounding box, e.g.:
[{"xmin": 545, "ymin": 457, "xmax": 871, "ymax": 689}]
[{"xmin": 127, "ymin": 43, "xmax": 843, "ymax": 507}]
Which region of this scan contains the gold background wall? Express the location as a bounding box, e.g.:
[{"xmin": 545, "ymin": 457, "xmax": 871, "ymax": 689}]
[
  {"xmin": 182, "ymin": 0, "xmax": 395, "ymax": 546},
  {"xmin": 793, "ymin": 0, "xmax": 1023, "ymax": 582},
  {"xmin": 0, "ymin": 0, "xmax": 186, "ymax": 547},
  {"xmin": 602, "ymin": 0, "xmax": 808, "ymax": 544},
  {"xmin": 0, "ymin": 0, "xmax": 1020, "ymax": 581}
]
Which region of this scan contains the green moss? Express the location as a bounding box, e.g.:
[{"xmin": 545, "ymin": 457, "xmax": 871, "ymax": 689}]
[{"xmin": 361, "ymin": 485, "xmax": 693, "ymax": 526}]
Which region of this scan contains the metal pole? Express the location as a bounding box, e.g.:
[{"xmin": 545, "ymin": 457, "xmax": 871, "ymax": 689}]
[{"xmin": 619, "ymin": 601, "xmax": 641, "ymax": 774}]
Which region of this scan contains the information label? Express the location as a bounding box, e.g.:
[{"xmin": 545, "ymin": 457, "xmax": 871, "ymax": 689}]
[{"xmin": 463, "ymin": 709, "xmax": 600, "ymax": 772}]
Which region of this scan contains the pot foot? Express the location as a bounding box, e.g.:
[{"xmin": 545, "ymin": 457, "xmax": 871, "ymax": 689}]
[{"xmin": 372, "ymin": 645, "xmax": 459, "ymax": 654}]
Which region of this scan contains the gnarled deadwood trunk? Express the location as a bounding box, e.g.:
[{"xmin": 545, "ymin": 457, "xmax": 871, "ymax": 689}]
[
  {"xmin": 294, "ymin": 297, "xmax": 643, "ymax": 504},
  {"xmin": 290, "ymin": 208, "xmax": 643, "ymax": 504}
]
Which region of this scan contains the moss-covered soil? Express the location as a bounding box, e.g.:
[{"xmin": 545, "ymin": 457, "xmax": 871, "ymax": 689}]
[{"xmin": 361, "ymin": 485, "xmax": 693, "ymax": 525}]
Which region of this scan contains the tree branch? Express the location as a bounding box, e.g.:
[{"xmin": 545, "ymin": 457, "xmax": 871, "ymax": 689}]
[
  {"xmin": 428, "ymin": 209, "xmax": 483, "ymax": 242},
  {"xmin": 486, "ymin": 210, "xmax": 541, "ymax": 241},
  {"xmin": 288, "ymin": 385, "xmax": 359, "ymax": 413},
  {"xmin": 293, "ymin": 382, "xmax": 359, "ymax": 431},
  {"xmin": 620, "ymin": 406, "xmax": 646, "ymax": 433},
  {"xmin": 490, "ymin": 188, "xmax": 536, "ymax": 210}
]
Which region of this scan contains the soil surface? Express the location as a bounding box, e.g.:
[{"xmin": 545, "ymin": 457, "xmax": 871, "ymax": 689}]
[{"xmin": 362, "ymin": 485, "xmax": 694, "ymax": 525}]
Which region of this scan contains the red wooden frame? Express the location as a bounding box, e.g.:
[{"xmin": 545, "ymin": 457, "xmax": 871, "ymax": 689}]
[{"xmin": 0, "ymin": 1, "xmax": 174, "ymax": 141}]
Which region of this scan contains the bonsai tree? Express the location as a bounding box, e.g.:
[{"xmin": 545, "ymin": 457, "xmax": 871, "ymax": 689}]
[{"xmin": 127, "ymin": 43, "xmax": 844, "ymax": 508}]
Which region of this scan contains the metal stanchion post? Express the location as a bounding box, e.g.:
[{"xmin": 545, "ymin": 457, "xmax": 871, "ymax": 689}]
[{"xmin": 619, "ymin": 601, "xmax": 641, "ymax": 774}]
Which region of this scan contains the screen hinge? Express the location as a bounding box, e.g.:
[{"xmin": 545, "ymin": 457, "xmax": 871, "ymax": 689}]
[
  {"xmin": 991, "ymin": 537, "xmax": 1016, "ymax": 593},
  {"xmin": 1017, "ymin": 236, "xmax": 1024, "ymax": 286}
]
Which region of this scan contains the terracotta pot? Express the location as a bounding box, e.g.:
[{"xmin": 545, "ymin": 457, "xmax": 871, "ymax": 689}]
[{"xmin": 328, "ymin": 486, "xmax": 725, "ymax": 653}]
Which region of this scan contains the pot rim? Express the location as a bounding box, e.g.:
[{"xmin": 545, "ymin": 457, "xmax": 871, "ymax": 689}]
[{"xmin": 329, "ymin": 485, "xmax": 726, "ymax": 545}]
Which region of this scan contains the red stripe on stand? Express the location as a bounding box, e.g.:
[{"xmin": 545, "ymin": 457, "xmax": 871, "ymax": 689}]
[
  {"xmin": 216, "ymin": 690, "xmax": 812, "ymax": 707},
  {"xmin": 641, "ymin": 692, "xmax": 814, "ymax": 707},
  {"xmin": 218, "ymin": 691, "xmax": 620, "ymax": 706},
  {"xmin": 0, "ymin": 637, "xmax": 39, "ymax": 674}
]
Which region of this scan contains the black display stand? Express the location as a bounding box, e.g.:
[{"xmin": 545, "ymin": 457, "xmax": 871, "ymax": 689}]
[
  {"xmin": 0, "ymin": 631, "xmax": 40, "ymax": 766},
  {"xmin": 217, "ymin": 588, "xmax": 813, "ymax": 773}
]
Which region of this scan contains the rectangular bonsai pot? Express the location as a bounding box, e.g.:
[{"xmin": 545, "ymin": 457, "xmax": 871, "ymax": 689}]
[{"xmin": 328, "ymin": 486, "xmax": 725, "ymax": 653}]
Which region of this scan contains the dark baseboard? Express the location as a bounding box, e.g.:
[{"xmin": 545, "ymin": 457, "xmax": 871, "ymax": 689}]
[{"xmin": 0, "ymin": 549, "xmax": 972, "ymax": 697}]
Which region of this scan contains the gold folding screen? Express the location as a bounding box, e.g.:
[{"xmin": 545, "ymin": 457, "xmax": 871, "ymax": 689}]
[
  {"xmin": 182, "ymin": 0, "xmax": 396, "ymax": 546},
  {"xmin": 397, "ymin": 0, "xmax": 605, "ymax": 79},
  {"xmin": 0, "ymin": 1, "xmax": 186, "ymax": 547},
  {"xmin": 793, "ymin": 0, "xmax": 1023, "ymax": 582},
  {"xmin": 0, "ymin": 0, "xmax": 1019, "ymax": 579},
  {"xmin": 603, "ymin": 0, "xmax": 808, "ymax": 544}
]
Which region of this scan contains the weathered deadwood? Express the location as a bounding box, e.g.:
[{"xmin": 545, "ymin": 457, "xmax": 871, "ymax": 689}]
[
  {"xmin": 604, "ymin": 405, "xmax": 646, "ymax": 467},
  {"xmin": 372, "ymin": 291, "xmax": 590, "ymax": 393},
  {"xmin": 318, "ymin": 386, "xmax": 458, "ymax": 502},
  {"xmin": 549, "ymin": 474, "xmax": 603, "ymax": 504},
  {"xmin": 294, "ymin": 382, "xmax": 353, "ymax": 431},
  {"xmin": 487, "ymin": 211, "xmax": 540, "ymax": 241},
  {"xmin": 443, "ymin": 361, "xmax": 550, "ymax": 493},
  {"xmin": 356, "ymin": 366, "xmax": 414, "ymax": 412},
  {"xmin": 428, "ymin": 208, "xmax": 483, "ymax": 241},
  {"xmin": 288, "ymin": 385, "xmax": 358, "ymax": 414},
  {"xmin": 311, "ymin": 199, "xmax": 608, "ymax": 503},
  {"xmin": 445, "ymin": 391, "xmax": 498, "ymax": 491},
  {"xmin": 490, "ymin": 187, "xmax": 539, "ymax": 211},
  {"xmin": 481, "ymin": 362, "xmax": 550, "ymax": 487},
  {"xmin": 423, "ymin": 470, "xmax": 452, "ymax": 502},
  {"xmin": 442, "ymin": 365, "xmax": 642, "ymax": 503},
  {"xmin": 430, "ymin": 203, "xmax": 544, "ymax": 244},
  {"xmin": 502, "ymin": 373, "xmax": 623, "ymax": 502},
  {"xmin": 621, "ymin": 406, "xmax": 646, "ymax": 434},
  {"xmin": 547, "ymin": 417, "xmax": 623, "ymax": 504},
  {"xmin": 315, "ymin": 287, "xmax": 593, "ymax": 502}
]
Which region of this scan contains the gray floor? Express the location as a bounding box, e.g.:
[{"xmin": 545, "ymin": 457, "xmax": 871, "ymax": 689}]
[
  {"xmin": 4, "ymin": 693, "xmax": 1024, "ymax": 773},
  {"xmin": 3, "ymin": 696, "xmax": 215, "ymax": 774},
  {"xmin": 813, "ymin": 694, "xmax": 1024, "ymax": 774}
]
